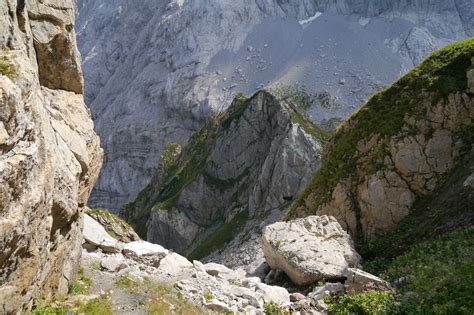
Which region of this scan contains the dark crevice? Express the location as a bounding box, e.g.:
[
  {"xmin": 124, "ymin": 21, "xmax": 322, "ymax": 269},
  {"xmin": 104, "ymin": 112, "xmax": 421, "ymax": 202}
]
[{"xmin": 16, "ymin": 0, "xmax": 26, "ymax": 33}]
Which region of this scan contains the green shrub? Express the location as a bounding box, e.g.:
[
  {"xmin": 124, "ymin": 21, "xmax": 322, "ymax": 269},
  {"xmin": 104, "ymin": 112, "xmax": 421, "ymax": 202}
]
[
  {"xmin": 325, "ymin": 290, "xmax": 395, "ymax": 315},
  {"xmin": 203, "ymin": 290, "xmax": 213, "ymax": 302},
  {"xmin": 0, "ymin": 53, "xmax": 16, "ymax": 79},
  {"xmin": 383, "ymin": 227, "xmax": 474, "ymax": 314},
  {"xmin": 263, "ymin": 303, "xmax": 284, "ymax": 315},
  {"xmin": 68, "ymin": 268, "xmax": 92, "ymax": 295}
]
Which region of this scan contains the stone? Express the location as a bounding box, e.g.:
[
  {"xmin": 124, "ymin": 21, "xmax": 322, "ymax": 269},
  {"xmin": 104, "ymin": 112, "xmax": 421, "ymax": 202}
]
[
  {"xmin": 345, "ymin": 268, "xmax": 391, "ymax": 294},
  {"xmin": 203, "ymin": 262, "xmax": 233, "ymax": 277},
  {"xmin": 230, "ymin": 285, "xmax": 263, "ymax": 308},
  {"xmin": 205, "ymin": 299, "xmax": 232, "ymax": 312},
  {"xmin": 193, "ymin": 260, "xmax": 206, "ymax": 273},
  {"xmin": 83, "ymin": 214, "xmax": 123, "ymax": 253},
  {"xmin": 290, "ymin": 292, "xmax": 306, "ymax": 302},
  {"xmin": 0, "ymin": 0, "xmax": 102, "ymax": 312},
  {"xmin": 468, "ymin": 67, "xmax": 474, "ymax": 94},
  {"xmin": 86, "ymin": 209, "xmax": 140, "ymax": 243},
  {"xmin": 255, "ymin": 283, "xmax": 290, "ymax": 305},
  {"xmin": 241, "ymin": 277, "xmax": 262, "ymax": 288},
  {"xmin": 309, "ymin": 283, "xmax": 345, "ymax": 301},
  {"xmin": 262, "ymin": 216, "xmax": 361, "ymax": 286},
  {"xmin": 158, "ymin": 253, "xmax": 193, "ymax": 275},
  {"xmin": 463, "ymin": 174, "xmax": 474, "ymax": 188},
  {"xmin": 101, "ymin": 256, "xmax": 126, "ymax": 272},
  {"xmin": 122, "ymin": 241, "xmax": 169, "ymax": 267}
]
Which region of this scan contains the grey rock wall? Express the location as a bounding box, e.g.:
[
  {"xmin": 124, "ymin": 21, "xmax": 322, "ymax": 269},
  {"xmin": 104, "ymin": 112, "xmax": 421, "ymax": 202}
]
[{"xmin": 75, "ymin": 0, "xmax": 474, "ymax": 211}]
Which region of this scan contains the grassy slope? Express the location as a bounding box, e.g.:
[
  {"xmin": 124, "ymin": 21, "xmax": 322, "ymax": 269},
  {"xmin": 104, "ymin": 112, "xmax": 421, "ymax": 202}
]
[
  {"xmin": 315, "ymin": 38, "xmax": 474, "ymax": 314},
  {"xmin": 287, "ymin": 37, "xmax": 474, "ymax": 218}
]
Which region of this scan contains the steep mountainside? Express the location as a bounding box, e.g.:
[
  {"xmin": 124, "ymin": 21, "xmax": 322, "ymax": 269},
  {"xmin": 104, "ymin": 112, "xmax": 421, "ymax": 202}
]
[
  {"xmin": 122, "ymin": 90, "xmax": 328, "ymax": 272},
  {"xmin": 287, "ymin": 38, "xmax": 474, "ymax": 244},
  {"xmin": 75, "ymin": 0, "xmax": 474, "ymax": 211},
  {"xmin": 0, "ymin": 0, "xmax": 102, "ymax": 312}
]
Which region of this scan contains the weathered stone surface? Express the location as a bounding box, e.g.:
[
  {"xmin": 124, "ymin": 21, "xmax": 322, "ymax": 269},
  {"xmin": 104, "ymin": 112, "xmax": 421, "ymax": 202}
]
[
  {"xmin": 262, "ymin": 216, "xmax": 361, "ymax": 286},
  {"xmin": 100, "ymin": 256, "xmax": 126, "ymax": 272},
  {"xmin": 86, "ymin": 209, "xmax": 140, "ymax": 243},
  {"xmin": 122, "ymin": 241, "xmax": 168, "ymax": 267},
  {"xmin": 255, "ymin": 283, "xmax": 290, "ymax": 305},
  {"xmin": 158, "ymin": 253, "xmax": 193, "ymax": 275},
  {"xmin": 0, "ymin": 0, "xmax": 102, "ymax": 312},
  {"xmin": 309, "ymin": 283, "xmax": 345, "ymax": 301},
  {"xmin": 345, "ymin": 268, "xmax": 391, "ymax": 294},
  {"xmin": 205, "ymin": 300, "xmax": 233, "ymax": 313},
  {"xmin": 83, "ymin": 213, "xmax": 123, "ymax": 253}
]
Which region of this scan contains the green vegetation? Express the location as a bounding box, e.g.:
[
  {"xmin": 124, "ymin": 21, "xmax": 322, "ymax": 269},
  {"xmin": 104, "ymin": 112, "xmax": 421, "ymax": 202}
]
[
  {"xmin": 0, "ymin": 50, "xmax": 17, "ymax": 79},
  {"xmin": 116, "ymin": 276, "xmax": 202, "ymax": 314},
  {"xmin": 160, "ymin": 143, "xmax": 181, "ymax": 173},
  {"xmin": 325, "ymin": 290, "xmax": 395, "ymax": 315},
  {"xmin": 287, "ymin": 37, "xmax": 474, "ymax": 219},
  {"xmin": 188, "ymin": 210, "xmax": 249, "ymax": 261},
  {"xmin": 86, "ymin": 208, "xmax": 137, "ymax": 241},
  {"xmin": 25, "ymin": 295, "xmax": 112, "ymax": 315},
  {"xmin": 383, "ymin": 227, "xmax": 474, "ymax": 314},
  {"xmin": 203, "ymin": 291, "xmax": 213, "ymax": 302},
  {"xmin": 68, "ymin": 268, "xmax": 92, "ymax": 295},
  {"xmin": 263, "ymin": 303, "xmax": 285, "ymax": 315},
  {"xmin": 288, "ymin": 108, "xmax": 331, "ymax": 143}
]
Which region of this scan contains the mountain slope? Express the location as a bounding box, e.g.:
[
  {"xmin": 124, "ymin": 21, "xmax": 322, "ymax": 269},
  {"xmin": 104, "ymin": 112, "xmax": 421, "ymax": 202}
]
[
  {"xmin": 287, "ymin": 37, "xmax": 474, "ymax": 243},
  {"xmin": 75, "ymin": 0, "xmax": 474, "ymax": 211},
  {"xmin": 122, "ymin": 90, "xmax": 328, "ymax": 271}
]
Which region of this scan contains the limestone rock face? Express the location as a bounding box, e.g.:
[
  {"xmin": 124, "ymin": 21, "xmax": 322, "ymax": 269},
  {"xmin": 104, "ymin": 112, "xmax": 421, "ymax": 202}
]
[
  {"xmin": 123, "ymin": 90, "xmax": 325, "ymax": 269},
  {"xmin": 262, "ymin": 216, "xmax": 361, "ymax": 286},
  {"xmin": 289, "ymin": 39, "xmax": 474, "ymax": 242},
  {"xmin": 0, "ymin": 0, "xmax": 102, "ymax": 312},
  {"xmin": 75, "ymin": 0, "xmax": 474, "ymax": 212}
]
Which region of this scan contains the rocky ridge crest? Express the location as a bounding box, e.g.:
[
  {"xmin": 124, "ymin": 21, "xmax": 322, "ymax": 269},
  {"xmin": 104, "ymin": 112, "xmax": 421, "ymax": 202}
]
[
  {"xmin": 122, "ymin": 90, "xmax": 327, "ymax": 273},
  {"xmin": 288, "ymin": 38, "xmax": 474, "ymax": 242}
]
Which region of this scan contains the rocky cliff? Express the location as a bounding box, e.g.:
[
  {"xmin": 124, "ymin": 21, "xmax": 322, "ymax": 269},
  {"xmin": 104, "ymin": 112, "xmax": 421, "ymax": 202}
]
[
  {"xmin": 287, "ymin": 37, "xmax": 474, "ymax": 243},
  {"xmin": 0, "ymin": 0, "xmax": 102, "ymax": 312},
  {"xmin": 122, "ymin": 90, "xmax": 327, "ymax": 272},
  {"xmin": 75, "ymin": 0, "xmax": 474, "ymax": 212}
]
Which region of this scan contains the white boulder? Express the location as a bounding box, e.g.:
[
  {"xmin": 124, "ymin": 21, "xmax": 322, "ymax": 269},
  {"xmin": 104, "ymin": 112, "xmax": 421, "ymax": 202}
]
[{"xmin": 262, "ymin": 215, "xmax": 361, "ymax": 286}]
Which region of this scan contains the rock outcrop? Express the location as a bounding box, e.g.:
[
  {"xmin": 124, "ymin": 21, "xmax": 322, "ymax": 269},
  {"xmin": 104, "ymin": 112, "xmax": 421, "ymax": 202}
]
[
  {"xmin": 86, "ymin": 208, "xmax": 140, "ymax": 243},
  {"xmin": 287, "ymin": 38, "xmax": 474, "ymax": 242},
  {"xmin": 0, "ymin": 0, "xmax": 102, "ymax": 312},
  {"xmin": 262, "ymin": 216, "xmax": 361, "ymax": 286},
  {"xmin": 75, "ymin": 0, "xmax": 474, "ymax": 212},
  {"xmin": 122, "ymin": 90, "xmax": 327, "ymax": 271}
]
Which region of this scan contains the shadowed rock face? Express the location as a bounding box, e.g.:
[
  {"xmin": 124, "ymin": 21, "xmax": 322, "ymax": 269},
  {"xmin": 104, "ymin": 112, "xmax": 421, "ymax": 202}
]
[
  {"xmin": 122, "ymin": 90, "xmax": 326, "ymax": 263},
  {"xmin": 75, "ymin": 0, "xmax": 474, "ymax": 212},
  {"xmin": 0, "ymin": 0, "xmax": 102, "ymax": 312}
]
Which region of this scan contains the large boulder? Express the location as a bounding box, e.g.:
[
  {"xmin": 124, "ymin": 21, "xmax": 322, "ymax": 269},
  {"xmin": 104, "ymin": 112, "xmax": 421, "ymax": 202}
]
[
  {"xmin": 262, "ymin": 215, "xmax": 360, "ymax": 286},
  {"xmin": 83, "ymin": 213, "xmax": 123, "ymax": 253},
  {"xmin": 86, "ymin": 208, "xmax": 140, "ymax": 243},
  {"xmin": 0, "ymin": 0, "xmax": 102, "ymax": 312},
  {"xmin": 122, "ymin": 241, "xmax": 168, "ymax": 267}
]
